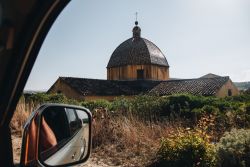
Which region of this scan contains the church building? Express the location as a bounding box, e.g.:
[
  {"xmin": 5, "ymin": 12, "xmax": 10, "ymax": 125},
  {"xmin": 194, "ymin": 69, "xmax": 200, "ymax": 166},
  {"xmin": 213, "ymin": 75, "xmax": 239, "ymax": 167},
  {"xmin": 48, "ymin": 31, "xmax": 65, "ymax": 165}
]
[
  {"xmin": 47, "ymin": 21, "xmax": 239, "ymax": 100},
  {"xmin": 107, "ymin": 21, "xmax": 169, "ymax": 81}
]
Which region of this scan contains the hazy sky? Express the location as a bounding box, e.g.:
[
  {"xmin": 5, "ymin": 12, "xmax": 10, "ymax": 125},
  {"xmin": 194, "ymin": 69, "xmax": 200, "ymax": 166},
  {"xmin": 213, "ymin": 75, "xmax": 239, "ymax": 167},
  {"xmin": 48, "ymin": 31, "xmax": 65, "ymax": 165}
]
[{"xmin": 25, "ymin": 0, "xmax": 250, "ymax": 90}]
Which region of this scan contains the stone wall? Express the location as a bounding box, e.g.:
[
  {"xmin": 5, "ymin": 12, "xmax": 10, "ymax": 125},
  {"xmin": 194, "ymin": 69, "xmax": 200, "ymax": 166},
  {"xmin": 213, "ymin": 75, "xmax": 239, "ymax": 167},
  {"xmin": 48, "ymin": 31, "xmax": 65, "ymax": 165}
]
[
  {"xmin": 216, "ymin": 80, "xmax": 239, "ymax": 97},
  {"xmin": 48, "ymin": 79, "xmax": 84, "ymax": 100}
]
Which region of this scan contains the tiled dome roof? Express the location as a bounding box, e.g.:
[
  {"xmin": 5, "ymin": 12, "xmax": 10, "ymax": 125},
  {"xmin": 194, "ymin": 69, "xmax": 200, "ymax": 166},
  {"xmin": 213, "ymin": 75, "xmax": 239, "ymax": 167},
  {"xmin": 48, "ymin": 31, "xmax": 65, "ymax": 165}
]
[{"xmin": 107, "ymin": 23, "xmax": 169, "ymax": 68}]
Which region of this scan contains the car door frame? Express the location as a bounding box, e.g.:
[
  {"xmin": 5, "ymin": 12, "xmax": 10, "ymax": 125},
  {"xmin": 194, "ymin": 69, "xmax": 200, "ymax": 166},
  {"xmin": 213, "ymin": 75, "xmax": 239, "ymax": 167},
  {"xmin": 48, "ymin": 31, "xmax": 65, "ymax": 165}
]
[{"xmin": 0, "ymin": 1, "xmax": 70, "ymax": 166}]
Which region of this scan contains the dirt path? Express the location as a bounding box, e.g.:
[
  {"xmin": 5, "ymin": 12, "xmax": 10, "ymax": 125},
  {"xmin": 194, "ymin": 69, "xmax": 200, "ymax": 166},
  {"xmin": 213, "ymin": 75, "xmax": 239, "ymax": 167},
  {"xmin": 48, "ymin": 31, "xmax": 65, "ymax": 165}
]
[
  {"xmin": 77, "ymin": 158, "xmax": 121, "ymax": 167},
  {"xmin": 12, "ymin": 134, "xmax": 120, "ymax": 167},
  {"xmin": 12, "ymin": 134, "xmax": 22, "ymax": 164}
]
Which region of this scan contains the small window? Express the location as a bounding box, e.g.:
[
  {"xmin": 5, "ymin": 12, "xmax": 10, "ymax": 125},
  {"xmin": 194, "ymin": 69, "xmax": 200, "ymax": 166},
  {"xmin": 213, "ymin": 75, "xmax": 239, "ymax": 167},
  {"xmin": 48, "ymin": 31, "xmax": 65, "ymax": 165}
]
[
  {"xmin": 57, "ymin": 90, "xmax": 62, "ymax": 94},
  {"xmin": 76, "ymin": 109, "xmax": 89, "ymax": 124},
  {"xmin": 65, "ymin": 108, "xmax": 80, "ymax": 135},
  {"xmin": 228, "ymin": 89, "xmax": 232, "ymax": 96},
  {"xmin": 137, "ymin": 69, "xmax": 144, "ymax": 80}
]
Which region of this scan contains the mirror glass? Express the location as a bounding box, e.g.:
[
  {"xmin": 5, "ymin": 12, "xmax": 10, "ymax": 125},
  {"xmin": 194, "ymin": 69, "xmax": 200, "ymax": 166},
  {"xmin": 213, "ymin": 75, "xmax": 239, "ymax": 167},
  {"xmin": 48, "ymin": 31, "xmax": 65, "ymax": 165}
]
[{"xmin": 38, "ymin": 106, "xmax": 90, "ymax": 166}]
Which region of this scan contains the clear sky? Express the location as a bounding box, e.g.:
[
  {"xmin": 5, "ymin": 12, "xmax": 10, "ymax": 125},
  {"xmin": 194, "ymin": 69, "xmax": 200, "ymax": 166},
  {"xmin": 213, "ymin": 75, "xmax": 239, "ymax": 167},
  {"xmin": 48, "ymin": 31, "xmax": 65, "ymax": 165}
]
[{"xmin": 25, "ymin": 0, "xmax": 250, "ymax": 91}]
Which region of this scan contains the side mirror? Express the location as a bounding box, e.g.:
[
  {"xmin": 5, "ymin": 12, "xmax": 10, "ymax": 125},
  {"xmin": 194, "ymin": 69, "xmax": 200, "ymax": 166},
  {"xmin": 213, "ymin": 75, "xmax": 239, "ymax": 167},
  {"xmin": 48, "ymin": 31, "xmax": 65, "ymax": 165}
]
[{"xmin": 20, "ymin": 104, "xmax": 92, "ymax": 166}]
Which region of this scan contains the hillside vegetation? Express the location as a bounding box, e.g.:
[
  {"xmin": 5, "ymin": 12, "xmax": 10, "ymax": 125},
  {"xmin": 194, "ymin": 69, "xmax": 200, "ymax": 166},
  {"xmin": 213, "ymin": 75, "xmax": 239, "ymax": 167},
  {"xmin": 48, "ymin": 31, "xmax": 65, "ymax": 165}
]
[
  {"xmin": 12, "ymin": 93, "xmax": 250, "ymax": 167},
  {"xmin": 234, "ymin": 81, "xmax": 250, "ymax": 90}
]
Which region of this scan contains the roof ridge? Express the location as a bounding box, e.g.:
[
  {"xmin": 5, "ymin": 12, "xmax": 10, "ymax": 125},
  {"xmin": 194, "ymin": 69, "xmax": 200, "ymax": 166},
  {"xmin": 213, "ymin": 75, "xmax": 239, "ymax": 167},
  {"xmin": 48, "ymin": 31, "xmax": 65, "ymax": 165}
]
[
  {"xmin": 161, "ymin": 76, "xmax": 229, "ymax": 83},
  {"xmin": 60, "ymin": 76, "xmax": 107, "ymax": 81}
]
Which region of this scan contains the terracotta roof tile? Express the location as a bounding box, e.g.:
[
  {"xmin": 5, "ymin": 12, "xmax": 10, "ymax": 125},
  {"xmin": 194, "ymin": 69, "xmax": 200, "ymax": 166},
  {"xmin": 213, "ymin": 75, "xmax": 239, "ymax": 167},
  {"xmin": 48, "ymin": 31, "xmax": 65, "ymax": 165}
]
[
  {"xmin": 107, "ymin": 38, "xmax": 169, "ymax": 68},
  {"xmin": 149, "ymin": 77, "xmax": 230, "ymax": 96},
  {"xmin": 60, "ymin": 77, "xmax": 161, "ymax": 96},
  {"xmin": 54, "ymin": 77, "xmax": 230, "ymax": 97}
]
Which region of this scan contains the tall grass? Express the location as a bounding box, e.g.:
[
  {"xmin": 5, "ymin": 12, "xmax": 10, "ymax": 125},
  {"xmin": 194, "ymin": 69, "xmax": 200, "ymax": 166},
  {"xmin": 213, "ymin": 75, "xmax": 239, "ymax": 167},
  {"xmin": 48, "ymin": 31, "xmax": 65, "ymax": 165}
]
[
  {"xmin": 10, "ymin": 93, "xmax": 250, "ymax": 166},
  {"xmin": 10, "ymin": 96, "xmax": 40, "ymax": 135},
  {"xmin": 11, "ymin": 97, "xmax": 182, "ymax": 166},
  {"xmin": 92, "ymin": 107, "xmax": 182, "ymax": 166}
]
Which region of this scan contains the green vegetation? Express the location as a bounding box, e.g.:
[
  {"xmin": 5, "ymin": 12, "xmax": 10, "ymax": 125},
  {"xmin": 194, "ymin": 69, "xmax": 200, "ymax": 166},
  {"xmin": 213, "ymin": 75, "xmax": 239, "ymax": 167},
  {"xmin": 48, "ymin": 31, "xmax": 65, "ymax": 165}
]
[
  {"xmin": 16, "ymin": 92, "xmax": 250, "ymax": 166},
  {"xmin": 234, "ymin": 81, "xmax": 250, "ymax": 91},
  {"xmin": 158, "ymin": 129, "xmax": 216, "ymax": 167},
  {"xmin": 25, "ymin": 93, "xmax": 79, "ymax": 104},
  {"xmin": 23, "ymin": 92, "xmax": 250, "ymax": 128},
  {"xmin": 216, "ymin": 128, "xmax": 250, "ymax": 167},
  {"xmin": 24, "ymin": 93, "xmax": 250, "ymax": 127}
]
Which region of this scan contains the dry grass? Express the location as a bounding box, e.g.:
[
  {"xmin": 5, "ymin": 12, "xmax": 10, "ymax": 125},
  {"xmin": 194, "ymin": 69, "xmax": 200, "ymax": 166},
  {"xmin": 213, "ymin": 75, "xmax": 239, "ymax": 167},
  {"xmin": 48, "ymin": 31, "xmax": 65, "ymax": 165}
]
[
  {"xmin": 92, "ymin": 108, "xmax": 184, "ymax": 167},
  {"xmin": 10, "ymin": 93, "xmax": 250, "ymax": 166},
  {"xmin": 10, "ymin": 98, "xmax": 40, "ymax": 136},
  {"xmin": 10, "ymin": 100, "xmax": 221, "ymax": 167},
  {"xmin": 10, "ymin": 101, "xmax": 194, "ymax": 167},
  {"xmin": 11, "ymin": 98, "xmax": 41, "ymax": 164}
]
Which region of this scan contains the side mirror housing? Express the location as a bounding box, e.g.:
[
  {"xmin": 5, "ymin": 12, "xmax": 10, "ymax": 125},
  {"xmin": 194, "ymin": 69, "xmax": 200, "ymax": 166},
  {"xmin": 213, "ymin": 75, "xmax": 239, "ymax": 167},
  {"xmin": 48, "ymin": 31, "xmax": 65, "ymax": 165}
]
[{"xmin": 20, "ymin": 104, "xmax": 92, "ymax": 166}]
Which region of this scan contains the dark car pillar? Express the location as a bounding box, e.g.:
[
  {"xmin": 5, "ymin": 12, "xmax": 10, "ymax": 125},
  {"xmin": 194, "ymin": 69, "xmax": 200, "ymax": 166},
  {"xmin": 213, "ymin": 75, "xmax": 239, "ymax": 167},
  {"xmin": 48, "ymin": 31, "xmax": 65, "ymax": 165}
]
[{"xmin": 0, "ymin": 126, "xmax": 14, "ymax": 167}]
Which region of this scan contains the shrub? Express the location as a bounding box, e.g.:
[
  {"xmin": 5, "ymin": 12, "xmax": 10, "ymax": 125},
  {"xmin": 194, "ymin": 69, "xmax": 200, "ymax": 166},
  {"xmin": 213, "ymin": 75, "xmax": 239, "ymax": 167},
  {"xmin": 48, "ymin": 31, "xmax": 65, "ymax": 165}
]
[
  {"xmin": 26, "ymin": 92, "xmax": 79, "ymax": 104},
  {"xmin": 216, "ymin": 128, "xmax": 250, "ymax": 167},
  {"xmin": 110, "ymin": 96, "xmax": 131, "ymax": 112},
  {"xmin": 226, "ymin": 94, "xmax": 250, "ymax": 103},
  {"xmin": 157, "ymin": 129, "xmax": 216, "ymax": 167},
  {"xmin": 80, "ymin": 99, "xmax": 111, "ymax": 111},
  {"xmin": 245, "ymin": 103, "xmax": 250, "ymax": 126},
  {"xmin": 201, "ymin": 105, "xmax": 219, "ymax": 114},
  {"xmin": 130, "ymin": 95, "xmax": 162, "ymax": 121}
]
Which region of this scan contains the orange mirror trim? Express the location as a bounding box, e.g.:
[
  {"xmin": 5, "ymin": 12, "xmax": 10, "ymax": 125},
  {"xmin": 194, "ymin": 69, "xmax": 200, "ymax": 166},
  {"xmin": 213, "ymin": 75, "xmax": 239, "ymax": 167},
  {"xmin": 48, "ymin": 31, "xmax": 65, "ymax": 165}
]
[{"xmin": 23, "ymin": 113, "xmax": 40, "ymax": 166}]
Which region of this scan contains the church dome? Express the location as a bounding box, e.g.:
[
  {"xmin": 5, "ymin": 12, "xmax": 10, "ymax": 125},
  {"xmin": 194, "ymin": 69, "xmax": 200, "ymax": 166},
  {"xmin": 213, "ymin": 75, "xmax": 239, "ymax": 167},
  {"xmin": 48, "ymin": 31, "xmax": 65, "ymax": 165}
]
[{"xmin": 107, "ymin": 22, "xmax": 169, "ymax": 68}]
